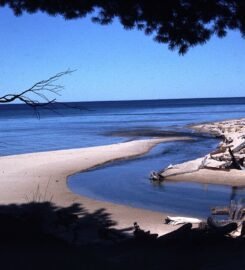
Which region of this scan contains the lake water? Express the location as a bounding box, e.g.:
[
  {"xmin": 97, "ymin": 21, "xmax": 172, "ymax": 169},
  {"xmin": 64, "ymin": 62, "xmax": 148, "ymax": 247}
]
[{"xmin": 1, "ymin": 98, "xmax": 245, "ymax": 217}]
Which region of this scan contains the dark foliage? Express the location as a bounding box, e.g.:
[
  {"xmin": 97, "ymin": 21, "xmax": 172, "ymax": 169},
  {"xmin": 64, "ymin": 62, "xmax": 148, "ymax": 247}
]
[
  {"xmin": 1, "ymin": 0, "xmax": 245, "ymax": 53},
  {"xmin": 0, "ymin": 201, "xmax": 245, "ymax": 269}
]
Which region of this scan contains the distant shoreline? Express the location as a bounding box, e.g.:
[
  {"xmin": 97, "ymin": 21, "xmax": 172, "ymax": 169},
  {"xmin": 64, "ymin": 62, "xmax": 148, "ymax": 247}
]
[{"xmin": 2, "ymin": 96, "xmax": 245, "ymax": 108}]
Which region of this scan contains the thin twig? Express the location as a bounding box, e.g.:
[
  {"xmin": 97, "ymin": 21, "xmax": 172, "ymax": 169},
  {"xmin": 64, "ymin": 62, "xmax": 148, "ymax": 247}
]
[{"xmin": 0, "ymin": 69, "xmax": 75, "ymax": 110}]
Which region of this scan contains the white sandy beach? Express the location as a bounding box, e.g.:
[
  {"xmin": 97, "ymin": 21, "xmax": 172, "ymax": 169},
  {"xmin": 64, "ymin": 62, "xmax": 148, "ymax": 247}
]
[
  {"xmin": 1, "ymin": 118, "xmax": 245, "ymax": 238},
  {"xmin": 0, "ymin": 137, "xmax": 190, "ymax": 235}
]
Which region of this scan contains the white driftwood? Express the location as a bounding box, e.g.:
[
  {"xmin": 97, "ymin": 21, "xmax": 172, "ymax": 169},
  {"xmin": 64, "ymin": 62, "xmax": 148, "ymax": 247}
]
[
  {"xmin": 160, "ymin": 119, "xmax": 245, "ymax": 177},
  {"xmin": 166, "ymin": 216, "xmax": 202, "ymax": 225}
]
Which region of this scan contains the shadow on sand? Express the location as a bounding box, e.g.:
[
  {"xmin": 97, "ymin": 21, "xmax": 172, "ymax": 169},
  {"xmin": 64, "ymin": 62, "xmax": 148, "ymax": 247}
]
[{"xmin": 0, "ymin": 202, "xmax": 245, "ymax": 270}]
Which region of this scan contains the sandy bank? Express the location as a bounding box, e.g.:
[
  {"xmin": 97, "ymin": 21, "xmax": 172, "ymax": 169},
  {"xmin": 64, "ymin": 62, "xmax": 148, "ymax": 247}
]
[
  {"xmin": 0, "ymin": 137, "xmax": 190, "ymax": 235},
  {"xmin": 161, "ymin": 119, "xmax": 245, "ymax": 186}
]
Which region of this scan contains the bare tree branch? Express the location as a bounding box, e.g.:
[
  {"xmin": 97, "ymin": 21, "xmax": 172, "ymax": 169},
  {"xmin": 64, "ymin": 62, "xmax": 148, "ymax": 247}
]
[
  {"xmin": 0, "ymin": 69, "xmax": 95, "ymax": 119},
  {"xmin": 0, "ymin": 69, "xmax": 74, "ymax": 106},
  {"xmin": 0, "ymin": 70, "xmax": 76, "ymax": 117}
]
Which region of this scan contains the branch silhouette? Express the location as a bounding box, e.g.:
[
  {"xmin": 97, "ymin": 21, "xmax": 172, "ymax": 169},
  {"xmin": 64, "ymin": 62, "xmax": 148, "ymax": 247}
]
[
  {"xmin": 0, "ymin": 70, "xmax": 75, "ymax": 117},
  {"xmin": 1, "ymin": 0, "xmax": 245, "ymax": 54}
]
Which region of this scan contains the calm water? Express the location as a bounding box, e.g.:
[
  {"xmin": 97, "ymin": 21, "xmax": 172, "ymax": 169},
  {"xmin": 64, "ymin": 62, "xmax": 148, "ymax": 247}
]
[
  {"xmin": 1, "ymin": 98, "xmax": 245, "ymax": 217},
  {"xmin": 69, "ymin": 144, "xmax": 245, "ymax": 218}
]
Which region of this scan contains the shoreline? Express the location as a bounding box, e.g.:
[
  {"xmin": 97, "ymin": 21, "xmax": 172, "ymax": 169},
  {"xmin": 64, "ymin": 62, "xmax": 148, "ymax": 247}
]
[
  {"xmin": 0, "ymin": 137, "xmax": 190, "ymax": 235},
  {"xmin": 161, "ymin": 118, "xmax": 245, "ymax": 186}
]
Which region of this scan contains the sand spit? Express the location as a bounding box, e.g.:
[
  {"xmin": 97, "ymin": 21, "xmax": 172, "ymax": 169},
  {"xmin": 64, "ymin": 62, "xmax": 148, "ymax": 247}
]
[
  {"xmin": 0, "ymin": 137, "xmax": 190, "ymax": 235},
  {"xmin": 161, "ymin": 119, "xmax": 245, "ymax": 186}
]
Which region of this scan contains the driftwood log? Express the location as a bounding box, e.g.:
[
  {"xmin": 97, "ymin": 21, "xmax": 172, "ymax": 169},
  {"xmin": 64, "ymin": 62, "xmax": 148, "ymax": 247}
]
[
  {"xmin": 211, "ymin": 206, "xmax": 245, "ymax": 220},
  {"xmin": 233, "ymin": 141, "xmax": 245, "ymax": 153},
  {"xmin": 149, "ymin": 171, "xmax": 165, "ymax": 182},
  {"xmin": 158, "ymin": 120, "xmax": 245, "ymax": 178},
  {"xmin": 211, "ymin": 207, "xmax": 231, "ymax": 216},
  {"xmin": 207, "ymin": 217, "xmax": 238, "ymax": 235},
  {"xmin": 228, "ymin": 147, "xmax": 245, "ymax": 170}
]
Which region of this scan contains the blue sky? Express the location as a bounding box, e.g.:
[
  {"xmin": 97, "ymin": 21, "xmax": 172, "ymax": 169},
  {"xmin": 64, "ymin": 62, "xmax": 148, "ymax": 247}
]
[{"xmin": 0, "ymin": 6, "xmax": 245, "ymax": 102}]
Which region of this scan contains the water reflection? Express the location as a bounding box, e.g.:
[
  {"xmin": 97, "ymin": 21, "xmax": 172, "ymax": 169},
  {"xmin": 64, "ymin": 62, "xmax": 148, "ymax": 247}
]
[
  {"xmin": 157, "ymin": 180, "xmax": 245, "ymax": 206},
  {"xmin": 230, "ymin": 186, "xmax": 245, "ymax": 202},
  {"xmin": 157, "ymin": 181, "xmax": 245, "ymax": 203}
]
